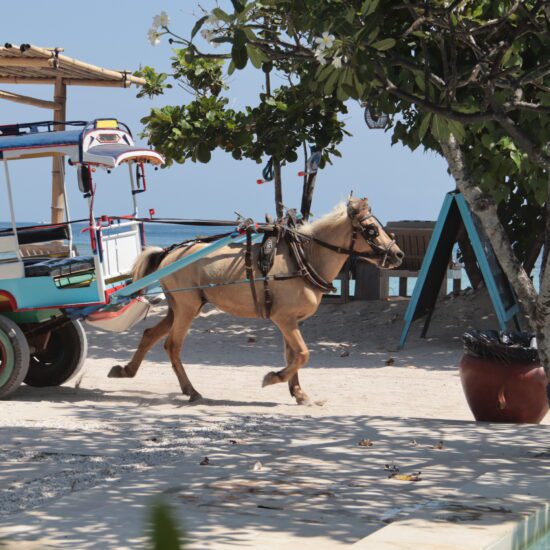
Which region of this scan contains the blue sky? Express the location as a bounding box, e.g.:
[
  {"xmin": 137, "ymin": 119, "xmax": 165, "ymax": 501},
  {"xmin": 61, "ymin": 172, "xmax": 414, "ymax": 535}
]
[{"xmin": 1, "ymin": 0, "xmax": 453, "ymax": 224}]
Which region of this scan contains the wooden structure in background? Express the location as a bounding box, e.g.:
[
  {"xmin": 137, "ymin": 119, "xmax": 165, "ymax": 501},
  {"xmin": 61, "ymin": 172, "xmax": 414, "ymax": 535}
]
[
  {"xmin": 0, "ymin": 43, "xmax": 145, "ymax": 223},
  {"xmin": 398, "ymin": 191, "xmax": 520, "ymax": 348},
  {"xmin": 353, "ymin": 221, "xmax": 449, "ymax": 300}
]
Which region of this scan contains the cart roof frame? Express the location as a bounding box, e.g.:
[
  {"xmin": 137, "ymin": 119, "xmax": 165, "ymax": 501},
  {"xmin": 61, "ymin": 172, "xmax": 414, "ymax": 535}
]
[{"xmin": 0, "ymin": 119, "xmax": 164, "ymax": 168}]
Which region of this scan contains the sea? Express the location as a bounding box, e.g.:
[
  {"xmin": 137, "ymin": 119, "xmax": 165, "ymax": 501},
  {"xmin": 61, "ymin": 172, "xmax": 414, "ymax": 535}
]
[{"xmin": 0, "ymin": 221, "xmax": 541, "ymax": 297}]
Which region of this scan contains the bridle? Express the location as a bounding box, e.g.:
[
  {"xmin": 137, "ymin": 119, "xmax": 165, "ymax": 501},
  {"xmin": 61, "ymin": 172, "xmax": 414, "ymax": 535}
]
[
  {"xmin": 284, "ymin": 200, "xmax": 397, "ymax": 268},
  {"xmin": 347, "ymin": 202, "xmax": 397, "ymax": 268}
]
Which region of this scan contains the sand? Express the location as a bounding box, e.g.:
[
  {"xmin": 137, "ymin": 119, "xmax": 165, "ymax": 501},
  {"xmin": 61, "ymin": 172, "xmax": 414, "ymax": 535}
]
[{"xmin": 0, "ymin": 290, "xmax": 548, "ymax": 548}]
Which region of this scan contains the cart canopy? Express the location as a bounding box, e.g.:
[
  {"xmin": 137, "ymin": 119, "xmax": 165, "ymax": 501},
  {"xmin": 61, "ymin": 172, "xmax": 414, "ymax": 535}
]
[{"xmin": 0, "ymin": 119, "xmax": 164, "ymax": 167}]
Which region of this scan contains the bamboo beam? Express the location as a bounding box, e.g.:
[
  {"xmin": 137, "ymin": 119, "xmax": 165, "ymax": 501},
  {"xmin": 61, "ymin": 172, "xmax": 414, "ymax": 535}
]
[
  {"xmin": 0, "ymin": 58, "xmax": 54, "ymax": 68},
  {"xmin": 51, "ymin": 78, "xmax": 66, "ymax": 224},
  {"xmin": 0, "ymin": 89, "xmax": 59, "ymax": 110},
  {"xmin": 0, "ymin": 77, "xmax": 56, "ymax": 84},
  {"xmin": 63, "ymin": 78, "xmax": 143, "ymax": 87},
  {"xmin": 0, "ymin": 77, "xmax": 145, "ymax": 86}
]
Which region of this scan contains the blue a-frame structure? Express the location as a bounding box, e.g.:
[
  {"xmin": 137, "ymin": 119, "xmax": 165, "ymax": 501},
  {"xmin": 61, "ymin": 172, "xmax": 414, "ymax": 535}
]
[{"xmin": 398, "ymin": 191, "xmax": 520, "ymax": 349}]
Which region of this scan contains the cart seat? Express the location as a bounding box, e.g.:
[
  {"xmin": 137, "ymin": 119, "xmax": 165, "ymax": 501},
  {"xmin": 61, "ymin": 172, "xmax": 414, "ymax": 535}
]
[{"xmin": 24, "ymin": 256, "xmax": 95, "ymax": 278}]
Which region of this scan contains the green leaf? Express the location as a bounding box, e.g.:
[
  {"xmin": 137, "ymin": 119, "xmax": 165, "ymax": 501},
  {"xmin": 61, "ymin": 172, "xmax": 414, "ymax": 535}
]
[
  {"xmin": 246, "ymin": 44, "xmax": 263, "ymax": 69},
  {"xmin": 481, "ymin": 133, "xmax": 493, "ymax": 149},
  {"xmin": 324, "ymin": 69, "xmax": 340, "ymax": 95},
  {"xmin": 414, "ymin": 73, "xmax": 425, "ymax": 92},
  {"xmin": 152, "ymin": 108, "xmax": 172, "ymax": 123},
  {"xmin": 197, "ymin": 142, "xmax": 212, "ymax": 163},
  {"xmin": 149, "ymin": 502, "xmax": 182, "ymax": 550},
  {"xmin": 212, "ymin": 8, "xmax": 232, "ymax": 23},
  {"xmin": 361, "ymin": 0, "xmax": 379, "ymax": 16},
  {"xmin": 418, "ymin": 113, "xmax": 432, "ymax": 140},
  {"xmin": 243, "ymin": 27, "xmax": 256, "ymax": 41},
  {"xmin": 317, "ymin": 64, "xmax": 335, "ymax": 82},
  {"xmin": 447, "ymin": 119, "xmax": 465, "ymax": 144},
  {"xmin": 345, "ymin": 8, "xmax": 355, "ymax": 24},
  {"xmin": 371, "ymin": 38, "xmax": 396, "ymax": 51},
  {"xmin": 227, "ymin": 60, "xmax": 236, "ymax": 75},
  {"xmin": 230, "ymin": 0, "xmax": 245, "ymax": 12},
  {"xmin": 231, "ymin": 44, "xmax": 248, "ymax": 69},
  {"xmin": 510, "ymin": 149, "xmax": 523, "ymax": 169},
  {"xmin": 191, "ymin": 15, "xmax": 208, "ymax": 39},
  {"xmin": 337, "ymin": 84, "xmax": 349, "ymax": 102},
  {"xmin": 430, "ymin": 114, "xmax": 450, "ymax": 143}
]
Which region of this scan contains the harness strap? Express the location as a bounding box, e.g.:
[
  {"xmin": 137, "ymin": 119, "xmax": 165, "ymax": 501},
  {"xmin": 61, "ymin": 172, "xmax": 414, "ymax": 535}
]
[
  {"xmin": 245, "ymin": 227, "xmax": 264, "ymax": 319},
  {"xmin": 285, "ymin": 231, "xmax": 336, "ymax": 293}
]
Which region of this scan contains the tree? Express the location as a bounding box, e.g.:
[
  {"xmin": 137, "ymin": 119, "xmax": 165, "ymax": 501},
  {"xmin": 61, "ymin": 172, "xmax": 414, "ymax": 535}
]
[
  {"xmin": 137, "ymin": 11, "xmax": 349, "ymax": 219},
  {"xmin": 176, "ymin": 0, "xmax": 550, "ymax": 398}
]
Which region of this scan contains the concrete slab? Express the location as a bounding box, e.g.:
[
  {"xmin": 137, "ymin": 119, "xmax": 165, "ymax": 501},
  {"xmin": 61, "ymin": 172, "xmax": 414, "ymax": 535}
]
[{"xmin": 352, "ymin": 465, "xmax": 550, "ymax": 549}]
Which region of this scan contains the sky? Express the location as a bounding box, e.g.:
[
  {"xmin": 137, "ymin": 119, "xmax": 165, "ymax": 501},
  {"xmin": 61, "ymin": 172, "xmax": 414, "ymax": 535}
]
[{"xmin": 0, "ymin": 0, "xmax": 454, "ymax": 225}]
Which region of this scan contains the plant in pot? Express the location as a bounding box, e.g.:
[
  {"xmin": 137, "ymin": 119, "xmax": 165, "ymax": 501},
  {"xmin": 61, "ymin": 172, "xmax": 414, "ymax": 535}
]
[{"xmin": 460, "ymin": 331, "xmax": 549, "ymax": 424}]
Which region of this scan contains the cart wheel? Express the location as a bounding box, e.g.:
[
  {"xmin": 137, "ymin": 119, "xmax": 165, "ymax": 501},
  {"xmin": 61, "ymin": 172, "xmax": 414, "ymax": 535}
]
[
  {"xmin": 0, "ymin": 315, "xmax": 30, "ymax": 399},
  {"xmin": 25, "ymin": 320, "xmax": 87, "ymax": 387}
]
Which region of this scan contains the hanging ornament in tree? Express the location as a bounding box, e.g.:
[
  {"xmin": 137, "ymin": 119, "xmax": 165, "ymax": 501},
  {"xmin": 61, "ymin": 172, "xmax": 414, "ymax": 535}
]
[{"xmin": 363, "ymin": 103, "xmax": 388, "ymax": 129}]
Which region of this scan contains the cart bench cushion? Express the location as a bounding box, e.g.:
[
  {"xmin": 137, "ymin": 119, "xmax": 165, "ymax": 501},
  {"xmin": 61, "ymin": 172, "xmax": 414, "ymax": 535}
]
[{"xmin": 24, "ymin": 256, "xmax": 95, "ymax": 278}]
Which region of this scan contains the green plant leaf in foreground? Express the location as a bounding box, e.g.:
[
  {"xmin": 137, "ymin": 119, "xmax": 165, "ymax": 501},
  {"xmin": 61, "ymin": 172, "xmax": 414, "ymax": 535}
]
[{"xmin": 149, "ymin": 501, "xmax": 185, "ymax": 550}]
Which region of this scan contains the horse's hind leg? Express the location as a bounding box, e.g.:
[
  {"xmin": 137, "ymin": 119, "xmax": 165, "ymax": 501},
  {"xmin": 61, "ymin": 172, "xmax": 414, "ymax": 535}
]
[
  {"xmin": 164, "ymin": 305, "xmax": 202, "ymax": 402},
  {"xmin": 263, "ymin": 321, "xmax": 311, "ymax": 405},
  {"xmin": 108, "ymin": 310, "xmax": 174, "ymax": 379}
]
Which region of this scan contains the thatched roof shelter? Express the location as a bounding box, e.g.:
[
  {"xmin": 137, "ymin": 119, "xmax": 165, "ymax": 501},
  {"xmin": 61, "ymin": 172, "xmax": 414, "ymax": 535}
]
[
  {"xmin": 0, "ymin": 43, "xmax": 145, "ymax": 222},
  {"xmin": 0, "ymin": 43, "xmax": 145, "ymax": 89}
]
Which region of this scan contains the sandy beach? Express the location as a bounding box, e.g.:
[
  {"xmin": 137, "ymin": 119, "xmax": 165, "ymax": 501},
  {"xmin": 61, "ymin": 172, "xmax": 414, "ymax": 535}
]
[{"xmin": 1, "ymin": 291, "xmax": 549, "ymax": 548}]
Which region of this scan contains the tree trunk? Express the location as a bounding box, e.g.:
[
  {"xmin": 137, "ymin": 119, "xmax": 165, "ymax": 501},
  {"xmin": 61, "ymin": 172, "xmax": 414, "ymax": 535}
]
[
  {"xmin": 536, "ymin": 182, "xmax": 550, "ymax": 403},
  {"xmin": 273, "ymin": 159, "xmax": 284, "ymax": 219},
  {"xmin": 440, "ymin": 135, "xmax": 538, "ymax": 325},
  {"xmin": 300, "ymin": 172, "xmax": 317, "ymax": 221},
  {"xmin": 441, "ymin": 136, "xmax": 549, "ymax": 401}
]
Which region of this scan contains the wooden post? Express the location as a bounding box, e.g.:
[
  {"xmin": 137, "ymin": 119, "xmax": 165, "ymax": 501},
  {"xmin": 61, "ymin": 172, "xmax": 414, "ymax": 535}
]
[
  {"xmin": 51, "ymin": 78, "xmax": 66, "ymax": 224},
  {"xmin": 399, "ymin": 277, "xmax": 408, "ymax": 297}
]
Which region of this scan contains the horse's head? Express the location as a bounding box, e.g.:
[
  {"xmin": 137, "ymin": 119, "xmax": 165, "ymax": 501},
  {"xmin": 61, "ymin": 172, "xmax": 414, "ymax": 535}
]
[{"xmin": 347, "ymin": 197, "xmax": 404, "ymax": 269}]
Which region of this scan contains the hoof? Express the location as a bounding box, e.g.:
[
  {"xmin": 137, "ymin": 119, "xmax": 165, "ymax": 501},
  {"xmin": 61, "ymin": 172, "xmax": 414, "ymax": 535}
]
[
  {"xmin": 189, "ymin": 392, "xmax": 203, "ymax": 403},
  {"xmin": 108, "ymin": 365, "xmax": 127, "ymax": 378},
  {"xmin": 295, "ymin": 394, "xmax": 311, "ymax": 406},
  {"xmin": 262, "ymin": 371, "xmax": 280, "ymax": 387}
]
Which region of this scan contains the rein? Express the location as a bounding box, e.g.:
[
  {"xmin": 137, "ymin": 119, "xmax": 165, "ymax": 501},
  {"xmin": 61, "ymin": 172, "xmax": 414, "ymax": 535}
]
[
  {"xmin": 152, "ymin": 200, "xmax": 396, "ymax": 320},
  {"xmin": 282, "ymin": 211, "xmax": 396, "ymax": 268}
]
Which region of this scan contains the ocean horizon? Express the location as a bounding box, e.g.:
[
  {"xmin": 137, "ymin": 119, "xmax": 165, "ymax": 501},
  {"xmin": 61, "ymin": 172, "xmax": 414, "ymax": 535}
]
[{"xmin": 1, "ymin": 221, "xmax": 541, "ymax": 296}]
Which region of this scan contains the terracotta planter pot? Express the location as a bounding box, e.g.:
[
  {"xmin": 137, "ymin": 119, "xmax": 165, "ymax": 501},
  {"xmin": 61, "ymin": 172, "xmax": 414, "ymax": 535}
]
[{"xmin": 459, "ymin": 353, "xmax": 549, "ymax": 424}]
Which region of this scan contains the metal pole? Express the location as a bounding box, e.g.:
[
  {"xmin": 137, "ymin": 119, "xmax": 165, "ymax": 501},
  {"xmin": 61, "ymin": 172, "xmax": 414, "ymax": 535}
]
[
  {"xmin": 3, "ymin": 160, "xmax": 19, "ymax": 242},
  {"xmin": 128, "ymin": 162, "xmax": 138, "ymax": 217},
  {"xmin": 60, "ymin": 159, "xmax": 73, "ymax": 254}
]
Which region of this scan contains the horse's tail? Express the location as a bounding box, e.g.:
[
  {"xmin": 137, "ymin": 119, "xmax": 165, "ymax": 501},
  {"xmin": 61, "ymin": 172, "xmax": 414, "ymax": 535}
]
[{"xmin": 131, "ymin": 247, "xmax": 165, "ymax": 282}]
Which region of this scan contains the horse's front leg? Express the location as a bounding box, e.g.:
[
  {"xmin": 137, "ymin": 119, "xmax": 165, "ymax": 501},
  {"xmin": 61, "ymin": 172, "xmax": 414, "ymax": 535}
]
[
  {"xmin": 108, "ymin": 311, "xmax": 173, "ymax": 378},
  {"xmin": 263, "ymin": 322, "xmax": 311, "ymax": 405}
]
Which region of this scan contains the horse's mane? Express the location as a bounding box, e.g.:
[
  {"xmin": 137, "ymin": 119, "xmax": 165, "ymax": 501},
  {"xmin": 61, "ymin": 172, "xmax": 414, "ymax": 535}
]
[{"xmin": 300, "ymin": 202, "xmax": 348, "ymax": 236}]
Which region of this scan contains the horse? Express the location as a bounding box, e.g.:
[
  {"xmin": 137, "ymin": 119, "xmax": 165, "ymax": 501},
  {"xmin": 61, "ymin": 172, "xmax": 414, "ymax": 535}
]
[{"xmin": 108, "ymin": 197, "xmax": 404, "ymax": 404}]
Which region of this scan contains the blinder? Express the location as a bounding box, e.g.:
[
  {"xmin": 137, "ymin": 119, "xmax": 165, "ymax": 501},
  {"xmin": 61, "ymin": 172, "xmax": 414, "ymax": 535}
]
[{"xmin": 347, "ymin": 200, "xmax": 395, "ymax": 267}]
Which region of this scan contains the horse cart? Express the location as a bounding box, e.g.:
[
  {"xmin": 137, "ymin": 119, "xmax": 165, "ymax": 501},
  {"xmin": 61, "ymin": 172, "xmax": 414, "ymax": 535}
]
[{"xmin": 0, "ymin": 118, "xmax": 171, "ymax": 398}]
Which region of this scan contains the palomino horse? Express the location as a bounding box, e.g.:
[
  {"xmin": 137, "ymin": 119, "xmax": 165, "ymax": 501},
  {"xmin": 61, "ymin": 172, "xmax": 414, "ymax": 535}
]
[{"xmin": 108, "ymin": 198, "xmax": 403, "ymax": 404}]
